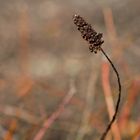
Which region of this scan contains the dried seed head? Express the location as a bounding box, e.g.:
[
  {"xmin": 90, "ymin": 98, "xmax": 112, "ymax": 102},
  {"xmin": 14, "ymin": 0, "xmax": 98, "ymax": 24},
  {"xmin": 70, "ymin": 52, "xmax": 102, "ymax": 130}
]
[{"xmin": 73, "ymin": 14, "xmax": 104, "ymax": 53}]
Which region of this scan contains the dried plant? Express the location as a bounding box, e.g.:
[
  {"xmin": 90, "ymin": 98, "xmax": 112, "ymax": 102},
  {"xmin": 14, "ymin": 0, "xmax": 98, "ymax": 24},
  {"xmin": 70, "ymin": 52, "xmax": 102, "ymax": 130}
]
[
  {"xmin": 73, "ymin": 14, "xmax": 121, "ymax": 140},
  {"xmin": 73, "ymin": 14, "xmax": 104, "ymax": 53}
]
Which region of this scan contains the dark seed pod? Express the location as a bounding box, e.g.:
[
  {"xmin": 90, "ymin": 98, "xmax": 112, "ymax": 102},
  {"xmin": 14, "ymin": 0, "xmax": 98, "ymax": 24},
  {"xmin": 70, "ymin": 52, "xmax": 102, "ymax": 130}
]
[{"xmin": 73, "ymin": 14, "xmax": 104, "ymax": 53}]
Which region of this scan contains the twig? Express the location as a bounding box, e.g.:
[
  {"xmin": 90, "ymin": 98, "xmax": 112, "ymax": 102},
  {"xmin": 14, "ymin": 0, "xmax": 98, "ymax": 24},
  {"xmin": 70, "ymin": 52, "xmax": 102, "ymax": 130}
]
[
  {"xmin": 33, "ymin": 79, "xmax": 76, "ymax": 140},
  {"xmin": 75, "ymin": 65, "xmax": 99, "ymax": 140},
  {"xmin": 101, "ymin": 54, "xmax": 121, "ymax": 140},
  {"xmin": 73, "ymin": 14, "xmax": 122, "ymax": 140},
  {"xmin": 0, "ymin": 105, "xmax": 40, "ymax": 124},
  {"xmin": 3, "ymin": 119, "xmax": 17, "ymax": 140},
  {"xmin": 18, "ymin": 4, "xmax": 29, "ymax": 75},
  {"xmin": 132, "ymin": 122, "xmax": 140, "ymax": 140},
  {"xmin": 119, "ymin": 78, "xmax": 140, "ymax": 131},
  {"xmin": 100, "ymin": 48, "xmax": 121, "ymax": 140}
]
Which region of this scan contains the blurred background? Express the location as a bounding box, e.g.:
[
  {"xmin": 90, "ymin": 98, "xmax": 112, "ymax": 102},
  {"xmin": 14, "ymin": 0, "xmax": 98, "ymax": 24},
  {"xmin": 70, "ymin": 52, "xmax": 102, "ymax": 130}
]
[{"xmin": 0, "ymin": 0, "xmax": 140, "ymax": 140}]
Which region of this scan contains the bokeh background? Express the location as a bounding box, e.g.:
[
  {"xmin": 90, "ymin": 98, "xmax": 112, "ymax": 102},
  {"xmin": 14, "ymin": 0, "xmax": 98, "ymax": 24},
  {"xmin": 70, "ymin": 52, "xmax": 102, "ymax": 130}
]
[{"xmin": 0, "ymin": 0, "xmax": 140, "ymax": 140}]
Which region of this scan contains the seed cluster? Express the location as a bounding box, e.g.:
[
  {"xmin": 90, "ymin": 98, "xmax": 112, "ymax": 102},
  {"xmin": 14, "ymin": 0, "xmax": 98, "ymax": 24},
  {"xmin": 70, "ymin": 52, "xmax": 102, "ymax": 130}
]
[{"xmin": 73, "ymin": 14, "xmax": 104, "ymax": 53}]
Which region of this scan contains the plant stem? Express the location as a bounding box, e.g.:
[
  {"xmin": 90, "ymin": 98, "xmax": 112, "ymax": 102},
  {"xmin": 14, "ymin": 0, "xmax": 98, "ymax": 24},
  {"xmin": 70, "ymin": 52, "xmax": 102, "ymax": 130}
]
[{"xmin": 100, "ymin": 48, "xmax": 121, "ymax": 140}]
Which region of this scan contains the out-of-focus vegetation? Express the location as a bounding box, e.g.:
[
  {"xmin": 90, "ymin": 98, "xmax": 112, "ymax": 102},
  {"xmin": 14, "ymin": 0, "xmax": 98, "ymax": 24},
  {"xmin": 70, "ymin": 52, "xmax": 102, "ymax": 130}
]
[{"xmin": 0, "ymin": 0, "xmax": 140, "ymax": 140}]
